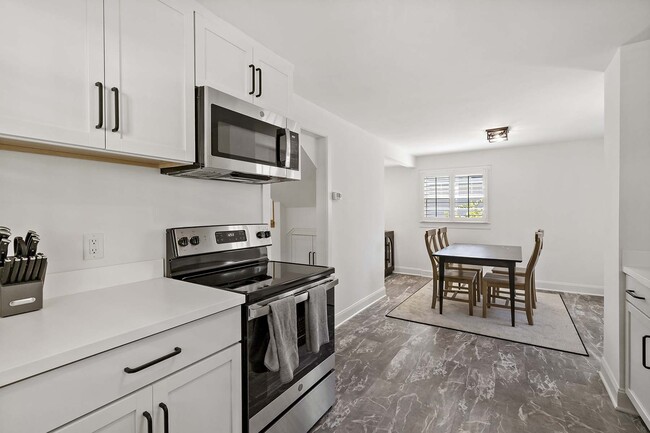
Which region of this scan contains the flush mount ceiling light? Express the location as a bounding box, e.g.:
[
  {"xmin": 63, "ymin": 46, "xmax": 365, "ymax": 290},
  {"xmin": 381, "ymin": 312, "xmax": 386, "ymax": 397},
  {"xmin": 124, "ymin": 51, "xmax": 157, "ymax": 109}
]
[{"xmin": 486, "ymin": 126, "xmax": 509, "ymax": 143}]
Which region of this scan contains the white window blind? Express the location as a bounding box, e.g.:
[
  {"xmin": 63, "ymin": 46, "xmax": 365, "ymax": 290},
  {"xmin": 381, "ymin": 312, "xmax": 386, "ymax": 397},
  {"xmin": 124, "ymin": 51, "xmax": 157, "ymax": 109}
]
[{"xmin": 420, "ymin": 168, "xmax": 489, "ymax": 222}]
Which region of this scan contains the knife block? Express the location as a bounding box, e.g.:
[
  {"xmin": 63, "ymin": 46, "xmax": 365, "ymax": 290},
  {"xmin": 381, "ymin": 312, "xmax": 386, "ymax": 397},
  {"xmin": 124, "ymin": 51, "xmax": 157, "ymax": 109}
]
[{"xmin": 0, "ymin": 277, "xmax": 45, "ymax": 318}]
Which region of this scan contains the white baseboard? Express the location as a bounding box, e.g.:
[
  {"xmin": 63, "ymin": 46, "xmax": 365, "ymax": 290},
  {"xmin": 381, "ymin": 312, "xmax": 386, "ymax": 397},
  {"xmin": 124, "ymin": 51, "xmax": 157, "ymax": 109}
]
[
  {"xmin": 335, "ymin": 286, "xmax": 386, "ymax": 328},
  {"xmin": 44, "ymin": 259, "xmax": 164, "ymax": 299},
  {"xmin": 393, "ymin": 267, "xmax": 603, "ymax": 296},
  {"xmin": 600, "ymin": 359, "xmax": 637, "ymax": 415}
]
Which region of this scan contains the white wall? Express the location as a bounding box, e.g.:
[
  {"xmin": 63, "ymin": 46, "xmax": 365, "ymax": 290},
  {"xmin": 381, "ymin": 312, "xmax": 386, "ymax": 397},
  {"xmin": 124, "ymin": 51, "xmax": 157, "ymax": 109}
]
[
  {"xmin": 291, "ymin": 94, "xmax": 387, "ymax": 324},
  {"xmin": 0, "ymin": 150, "xmax": 262, "ymax": 278},
  {"xmin": 602, "ymin": 39, "xmax": 650, "ymax": 411},
  {"xmin": 385, "ymin": 139, "xmax": 605, "ymax": 294}
]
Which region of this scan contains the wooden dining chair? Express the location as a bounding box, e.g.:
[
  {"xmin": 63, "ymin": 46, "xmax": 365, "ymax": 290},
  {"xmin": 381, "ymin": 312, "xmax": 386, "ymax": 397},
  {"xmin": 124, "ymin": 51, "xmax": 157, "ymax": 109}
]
[
  {"xmin": 481, "ymin": 230, "xmax": 544, "ymax": 325},
  {"xmin": 490, "ymin": 229, "xmax": 544, "ymax": 308},
  {"xmin": 437, "ymin": 226, "xmax": 483, "ymax": 302},
  {"xmin": 425, "ymin": 228, "xmax": 479, "ymax": 315}
]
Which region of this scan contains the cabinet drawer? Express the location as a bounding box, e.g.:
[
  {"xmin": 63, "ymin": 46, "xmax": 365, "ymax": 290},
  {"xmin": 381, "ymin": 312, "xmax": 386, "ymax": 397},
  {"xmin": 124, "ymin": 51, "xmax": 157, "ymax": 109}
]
[
  {"xmin": 626, "ymin": 276, "xmax": 650, "ymax": 318},
  {"xmin": 626, "ymin": 302, "xmax": 650, "ymax": 427},
  {"xmin": 0, "ymin": 307, "xmax": 241, "ymax": 433}
]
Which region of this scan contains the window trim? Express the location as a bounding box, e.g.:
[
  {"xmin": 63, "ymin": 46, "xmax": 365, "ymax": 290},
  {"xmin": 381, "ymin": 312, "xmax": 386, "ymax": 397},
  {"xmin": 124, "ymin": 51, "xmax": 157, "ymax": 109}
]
[{"xmin": 419, "ymin": 166, "xmax": 490, "ymax": 223}]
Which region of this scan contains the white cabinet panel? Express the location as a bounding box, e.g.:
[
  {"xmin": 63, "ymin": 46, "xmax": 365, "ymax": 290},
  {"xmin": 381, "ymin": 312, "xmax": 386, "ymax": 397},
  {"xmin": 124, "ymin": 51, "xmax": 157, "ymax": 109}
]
[
  {"xmin": 104, "ymin": 0, "xmax": 194, "ymax": 162},
  {"xmin": 0, "ymin": 0, "xmax": 105, "ymax": 149},
  {"xmin": 253, "ymin": 45, "xmax": 293, "ymax": 116},
  {"xmin": 53, "ymin": 388, "xmax": 151, "ymax": 433},
  {"xmin": 626, "ymin": 302, "xmax": 650, "ymax": 427},
  {"xmin": 153, "ymin": 345, "xmax": 242, "ymax": 433},
  {"xmin": 291, "ymin": 234, "xmax": 314, "ymax": 265},
  {"xmin": 195, "ymin": 13, "xmax": 254, "ymax": 101}
]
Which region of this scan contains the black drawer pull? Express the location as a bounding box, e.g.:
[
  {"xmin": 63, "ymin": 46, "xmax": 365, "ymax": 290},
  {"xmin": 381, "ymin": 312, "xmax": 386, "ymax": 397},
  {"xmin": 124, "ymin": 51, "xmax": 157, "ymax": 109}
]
[
  {"xmin": 256, "ymin": 67, "xmax": 262, "ymax": 97},
  {"xmin": 94, "ymin": 82, "xmax": 103, "ymax": 129},
  {"xmin": 111, "ymin": 87, "xmax": 120, "ymax": 132},
  {"xmin": 159, "ymin": 403, "xmax": 170, "ymax": 433},
  {"xmin": 626, "ymin": 289, "xmax": 646, "ymax": 300},
  {"xmin": 644, "ymin": 335, "xmax": 650, "ymax": 370},
  {"xmin": 143, "ymin": 411, "xmax": 153, "ymax": 433},
  {"xmin": 124, "ymin": 347, "xmax": 181, "ymax": 374}
]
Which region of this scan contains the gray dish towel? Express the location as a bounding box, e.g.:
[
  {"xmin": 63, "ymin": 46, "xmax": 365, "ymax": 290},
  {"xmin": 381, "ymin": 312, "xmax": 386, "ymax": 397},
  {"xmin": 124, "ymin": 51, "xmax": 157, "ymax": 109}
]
[
  {"xmin": 264, "ymin": 296, "xmax": 299, "ymax": 384},
  {"xmin": 306, "ymin": 285, "xmax": 330, "ymax": 353}
]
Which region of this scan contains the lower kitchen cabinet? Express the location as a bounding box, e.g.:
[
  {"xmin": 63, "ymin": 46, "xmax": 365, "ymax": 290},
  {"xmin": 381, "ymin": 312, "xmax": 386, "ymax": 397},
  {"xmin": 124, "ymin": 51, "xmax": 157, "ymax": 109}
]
[
  {"xmin": 626, "ymin": 301, "xmax": 650, "ymax": 426},
  {"xmin": 54, "ymin": 344, "xmax": 241, "ymax": 433}
]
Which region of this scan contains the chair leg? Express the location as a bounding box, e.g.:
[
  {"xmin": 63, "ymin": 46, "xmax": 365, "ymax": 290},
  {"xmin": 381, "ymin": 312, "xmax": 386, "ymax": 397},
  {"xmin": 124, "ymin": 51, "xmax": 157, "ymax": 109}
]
[
  {"xmin": 431, "ymin": 280, "xmax": 437, "ymax": 309},
  {"xmin": 468, "ymin": 280, "xmax": 475, "ymax": 316},
  {"xmin": 525, "ymin": 283, "xmax": 534, "ymax": 325},
  {"xmin": 482, "ymin": 284, "xmax": 489, "ymax": 318}
]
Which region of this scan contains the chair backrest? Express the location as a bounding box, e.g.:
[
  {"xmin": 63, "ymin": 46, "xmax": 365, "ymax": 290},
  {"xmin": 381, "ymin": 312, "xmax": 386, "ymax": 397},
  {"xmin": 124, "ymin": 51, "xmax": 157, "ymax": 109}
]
[
  {"xmin": 524, "ymin": 230, "xmax": 544, "ymax": 281},
  {"xmin": 438, "ymin": 226, "xmax": 450, "ymax": 249},
  {"xmin": 424, "ymin": 228, "xmax": 440, "ymax": 280}
]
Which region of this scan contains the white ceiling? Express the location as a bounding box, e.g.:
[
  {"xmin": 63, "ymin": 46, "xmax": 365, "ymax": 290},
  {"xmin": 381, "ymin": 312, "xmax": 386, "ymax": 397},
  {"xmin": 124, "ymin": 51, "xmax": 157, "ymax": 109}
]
[{"xmin": 199, "ymin": 0, "xmax": 650, "ymax": 156}]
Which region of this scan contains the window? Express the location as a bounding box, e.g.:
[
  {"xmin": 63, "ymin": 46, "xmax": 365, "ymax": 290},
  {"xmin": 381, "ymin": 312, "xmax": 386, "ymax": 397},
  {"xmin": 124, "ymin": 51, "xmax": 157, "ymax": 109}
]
[{"xmin": 420, "ymin": 167, "xmax": 489, "ymax": 222}]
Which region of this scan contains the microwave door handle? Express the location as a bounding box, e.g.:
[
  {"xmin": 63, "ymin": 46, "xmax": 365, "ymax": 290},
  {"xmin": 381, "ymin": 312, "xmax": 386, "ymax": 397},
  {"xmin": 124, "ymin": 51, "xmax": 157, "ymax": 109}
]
[{"xmin": 276, "ymin": 129, "xmax": 289, "ymax": 168}]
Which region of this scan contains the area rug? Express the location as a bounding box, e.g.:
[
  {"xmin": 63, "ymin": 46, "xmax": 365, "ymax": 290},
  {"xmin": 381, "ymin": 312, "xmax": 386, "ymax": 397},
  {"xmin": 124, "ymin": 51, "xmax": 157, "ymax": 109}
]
[{"xmin": 386, "ymin": 281, "xmax": 588, "ymax": 356}]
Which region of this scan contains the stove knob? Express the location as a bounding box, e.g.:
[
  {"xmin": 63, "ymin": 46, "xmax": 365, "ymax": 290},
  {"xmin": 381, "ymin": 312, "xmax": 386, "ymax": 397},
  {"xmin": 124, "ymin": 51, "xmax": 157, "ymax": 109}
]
[
  {"xmin": 264, "ymin": 231, "xmax": 271, "ymax": 238},
  {"xmin": 256, "ymin": 231, "xmax": 264, "ymax": 239},
  {"xmin": 190, "ymin": 236, "xmax": 200, "ymax": 246},
  {"xmin": 177, "ymin": 237, "xmax": 189, "ymax": 247}
]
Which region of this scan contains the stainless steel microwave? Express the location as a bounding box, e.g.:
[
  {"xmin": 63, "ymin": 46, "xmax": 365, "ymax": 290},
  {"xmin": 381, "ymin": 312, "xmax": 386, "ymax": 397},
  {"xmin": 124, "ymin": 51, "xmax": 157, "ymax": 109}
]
[{"xmin": 162, "ymin": 86, "xmax": 300, "ymax": 184}]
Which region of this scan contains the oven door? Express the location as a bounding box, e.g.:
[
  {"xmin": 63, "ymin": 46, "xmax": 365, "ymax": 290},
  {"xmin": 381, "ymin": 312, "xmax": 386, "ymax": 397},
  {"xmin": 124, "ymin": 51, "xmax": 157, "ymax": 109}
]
[
  {"xmin": 245, "ymin": 278, "xmax": 336, "ymax": 433},
  {"xmin": 197, "ymin": 86, "xmax": 300, "ymax": 179}
]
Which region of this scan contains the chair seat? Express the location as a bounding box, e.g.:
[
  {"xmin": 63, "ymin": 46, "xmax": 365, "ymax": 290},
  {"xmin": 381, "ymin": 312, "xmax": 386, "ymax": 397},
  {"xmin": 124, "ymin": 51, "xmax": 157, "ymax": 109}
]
[
  {"xmin": 447, "ymin": 264, "xmax": 482, "ymax": 273},
  {"xmin": 482, "ymin": 272, "xmax": 525, "ymax": 287},
  {"xmin": 442, "ymin": 269, "xmax": 479, "ymax": 281},
  {"xmin": 491, "ymin": 266, "xmax": 526, "ymax": 276}
]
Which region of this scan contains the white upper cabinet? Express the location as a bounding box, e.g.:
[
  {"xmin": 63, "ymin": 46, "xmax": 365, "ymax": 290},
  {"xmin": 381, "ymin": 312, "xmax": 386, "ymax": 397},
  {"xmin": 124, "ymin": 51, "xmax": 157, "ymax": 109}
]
[
  {"xmin": 104, "ymin": 0, "xmax": 195, "ymax": 162},
  {"xmin": 194, "ymin": 12, "xmax": 294, "ymax": 116},
  {"xmin": 0, "ymin": 0, "xmax": 105, "ymax": 149},
  {"xmin": 195, "ymin": 13, "xmax": 254, "ymax": 101}
]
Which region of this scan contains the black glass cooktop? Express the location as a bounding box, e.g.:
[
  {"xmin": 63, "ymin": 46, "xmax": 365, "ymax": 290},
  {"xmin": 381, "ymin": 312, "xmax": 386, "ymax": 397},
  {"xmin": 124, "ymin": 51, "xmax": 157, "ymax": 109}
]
[{"xmin": 182, "ymin": 260, "xmax": 334, "ymax": 303}]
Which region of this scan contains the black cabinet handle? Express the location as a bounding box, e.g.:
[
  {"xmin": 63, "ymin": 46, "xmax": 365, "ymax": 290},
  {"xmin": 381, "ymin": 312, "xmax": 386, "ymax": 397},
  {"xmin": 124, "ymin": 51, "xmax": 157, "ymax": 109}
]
[
  {"xmin": 313, "ymin": 251, "xmax": 316, "ymax": 264},
  {"xmin": 95, "ymin": 82, "xmax": 103, "ymax": 129},
  {"xmin": 111, "ymin": 87, "xmax": 120, "ymax": 132},
  {"xmin": 248, "ymin": 64, "xmax": 255, "ymax": 95},
  {"xmin": 626, "ymin": 289, "xmax": 646, "ymax": 300},
  {"xmin": 159, "ymin": 403, "xmax": 170, "ymax": 433},
  {"xmin": 644, "ymin": 335, "xmax": 650, "ymax": 370},
  {"xmin": 256, "ymin": 67, "xmax": 262, "ymax": 97},
  {"xmin": 143, "ymin": 411, "xmax": 153, "ymax": 433},
  {"xmin": 124, "ymin": 347, "xmax": 181, "ymax": 374}
]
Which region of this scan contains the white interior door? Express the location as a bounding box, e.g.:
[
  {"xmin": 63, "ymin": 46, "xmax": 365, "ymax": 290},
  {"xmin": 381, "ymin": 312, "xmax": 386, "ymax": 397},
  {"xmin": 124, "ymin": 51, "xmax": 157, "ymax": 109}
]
[
  {"xmin": 0, "ymin": 0, "xmax": 105, "ymax": 149},
  {"xmin": 195, "ymin": 13, "xmax": 254, "ymax": 101},
  {"xmin": 291, "ymin": 234, "xmax": 314, "ymax": 264},
  {"xmin": 152, "ymin": 345, "xmax": 242, "ymax": 433},
  {"xmin": 252, "ymin": 46, "xmax": 292, "ymax": 116},
  {"xmin": 52, "ymin": 388, "xmax": 152, "ymax": 433},
  {"xmin": 104, "ymin": 0, "xmax": 194, "ymax": 162}
]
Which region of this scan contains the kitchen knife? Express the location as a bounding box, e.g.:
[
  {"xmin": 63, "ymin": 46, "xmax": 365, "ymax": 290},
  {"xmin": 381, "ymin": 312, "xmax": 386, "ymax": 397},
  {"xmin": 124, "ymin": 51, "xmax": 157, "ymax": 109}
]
[
  {"xmin": 30, "ymin": 256, "xmax": 42, "ymax": 281},
  {"xmin": 37, "ymin": 255, "xmax": 47, "ymax": 281},
  {"xmin": 15, "ymin": 257, "xmax": 27, "ymax": 283},
  {"xmin": 24, "ymin": 257, "xmax": 35, "ymax": 282},
  {"xmin": 0, "ymin": 238, "xmax": 9, "ymax": 265},
  {"xmin": 14, "ymin": 237, "xmax": 28, "ymax": 258},
  {"xmin": 9, "ymin": 257, "xmax": 21, "ymax": 284},
  {"xmin": 0, "ymin": 257, "xmax": 12, "ymax": 285},
  {"xmin": 27, "ymin": 235, "xmax": 39, "ymax": 257},
  {"xmin": 0, "ymin": 226, "xmax": 10, "ymax": 240}
]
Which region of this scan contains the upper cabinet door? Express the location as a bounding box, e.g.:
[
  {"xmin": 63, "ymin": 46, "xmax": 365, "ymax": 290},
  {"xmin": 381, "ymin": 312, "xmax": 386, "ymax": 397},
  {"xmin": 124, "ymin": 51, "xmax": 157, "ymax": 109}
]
[
  {"xmin": 253, "ymin": 45, "xmax": 293, "ymax": 116},
  {"xmin": 104, "ymin": 0, "xmax": 195, "ymax": 162},
  {"xmin": 195, "ymin": 13, "xmax": 255, "ymax": 102},
  {"xmin": 0, "ymin": 0, "xmax": 105, "ymax": 149},
  {"xmin": 152, "ymin": 345, "xmax": 242, "ymax": 433}
]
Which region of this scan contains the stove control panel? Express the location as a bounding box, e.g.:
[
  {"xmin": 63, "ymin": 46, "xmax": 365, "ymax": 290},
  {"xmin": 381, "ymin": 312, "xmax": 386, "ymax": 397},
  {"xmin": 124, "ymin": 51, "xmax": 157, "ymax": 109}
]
[{"xmin": 168, "ymin": 224, "xmax": 271, "ymax": 257}]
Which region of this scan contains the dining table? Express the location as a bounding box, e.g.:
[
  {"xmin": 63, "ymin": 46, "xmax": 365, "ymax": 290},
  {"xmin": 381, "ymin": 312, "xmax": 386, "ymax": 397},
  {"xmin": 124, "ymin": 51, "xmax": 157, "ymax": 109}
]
[{"xmin": 433, "ymin": 243, "xmax": 523, "ymax": 327}]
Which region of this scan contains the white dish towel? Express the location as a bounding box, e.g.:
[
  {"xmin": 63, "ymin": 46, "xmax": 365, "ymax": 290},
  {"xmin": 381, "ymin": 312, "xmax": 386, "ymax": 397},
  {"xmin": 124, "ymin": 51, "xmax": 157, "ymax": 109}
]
[
  {"xmin": 264, "ymin": 296, "xmax": 299, "ymax": 383},
  {"xmin": 306, "ymin": 285, "xmax": 330, "ymax": 353}
]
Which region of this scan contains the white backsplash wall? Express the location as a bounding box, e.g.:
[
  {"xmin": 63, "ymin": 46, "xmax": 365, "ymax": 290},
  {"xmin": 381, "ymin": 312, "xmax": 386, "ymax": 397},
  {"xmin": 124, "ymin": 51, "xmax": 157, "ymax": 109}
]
[
  {"xmin": 0, "ymin": 149, "xmax": 263, "ymax": 274},
  {"xmin": 385, "ymin": 138, "xmax": 606, "ymax": 295}
]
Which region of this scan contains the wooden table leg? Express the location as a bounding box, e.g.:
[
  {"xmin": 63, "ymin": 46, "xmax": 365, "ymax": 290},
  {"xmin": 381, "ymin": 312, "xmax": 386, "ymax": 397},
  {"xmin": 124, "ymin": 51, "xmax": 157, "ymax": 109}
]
[
  {"xmin": 508, "ymin": 262, "xmax": 516, "ymax": 327},
  {"xmin": 439, "ymin": 257, "xmax": 445, "ymax": 314}
]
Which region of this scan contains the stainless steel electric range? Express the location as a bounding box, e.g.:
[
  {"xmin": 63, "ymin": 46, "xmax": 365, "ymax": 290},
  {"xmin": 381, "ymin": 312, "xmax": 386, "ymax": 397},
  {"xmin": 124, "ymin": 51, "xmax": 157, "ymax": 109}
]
[{"xmin": 165, "ymin": 224, "xmax": 337, "ymax": 433}]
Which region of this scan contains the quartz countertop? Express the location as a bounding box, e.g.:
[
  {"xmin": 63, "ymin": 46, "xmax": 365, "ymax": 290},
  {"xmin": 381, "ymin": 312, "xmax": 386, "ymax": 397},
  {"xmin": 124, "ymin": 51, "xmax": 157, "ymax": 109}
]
[
  {"xmin": 0, "ymin": 278, "xmax": 244, "ymax": 388},
  {"xmin": 623, "ymin": 266, "xmax": 650, "ymax": 289}
]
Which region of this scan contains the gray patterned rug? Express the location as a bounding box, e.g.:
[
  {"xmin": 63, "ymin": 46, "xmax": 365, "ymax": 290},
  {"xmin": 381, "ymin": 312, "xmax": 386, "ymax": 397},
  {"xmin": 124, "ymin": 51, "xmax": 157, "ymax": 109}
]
[{"xmin": 386, "ymin": 281, "xmax": 588, "ymax": 356}]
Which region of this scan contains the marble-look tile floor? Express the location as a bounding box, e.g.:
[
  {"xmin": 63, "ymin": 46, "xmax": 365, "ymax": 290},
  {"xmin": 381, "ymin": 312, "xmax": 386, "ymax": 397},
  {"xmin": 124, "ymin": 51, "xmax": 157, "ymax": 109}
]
[{"xmin": 310, "ymin": 273, "xmax": 648, "ymax": 433}]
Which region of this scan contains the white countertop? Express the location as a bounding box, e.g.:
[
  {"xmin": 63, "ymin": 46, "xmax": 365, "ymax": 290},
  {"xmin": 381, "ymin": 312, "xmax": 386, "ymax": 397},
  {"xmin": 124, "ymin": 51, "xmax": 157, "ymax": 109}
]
[
  {"xmin": 0, "ymin": 278, "xmax": 244, "ymax": 388},
  {"xmin": 623, "ymin": 266, "xmax": 650, "ymax": 289}
]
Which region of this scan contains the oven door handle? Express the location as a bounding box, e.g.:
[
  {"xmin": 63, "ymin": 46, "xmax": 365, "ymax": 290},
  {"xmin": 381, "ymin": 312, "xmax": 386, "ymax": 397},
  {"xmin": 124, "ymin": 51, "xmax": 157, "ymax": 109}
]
[{"xmin": 248, "ymin": 278, "xmax": 338, "ymax": 321}]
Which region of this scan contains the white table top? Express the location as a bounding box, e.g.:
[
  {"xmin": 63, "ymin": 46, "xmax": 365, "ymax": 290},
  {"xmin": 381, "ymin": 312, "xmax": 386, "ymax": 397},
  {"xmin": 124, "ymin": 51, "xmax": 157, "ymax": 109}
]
[
  {"xmin": 623, "ymin": 266, "xmax": 650, "ymax": 289},
  {"xmin": 0, "ymin": 278, "xmax": 244, "ymax": 388}
]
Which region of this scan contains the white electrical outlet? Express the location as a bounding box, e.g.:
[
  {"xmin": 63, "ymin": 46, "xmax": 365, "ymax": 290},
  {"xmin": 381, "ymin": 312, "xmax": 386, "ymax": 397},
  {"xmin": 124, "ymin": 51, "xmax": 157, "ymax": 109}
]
[{"xmin": 83, "ymin": 233, "xmax": 104, "ymax": 260}]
